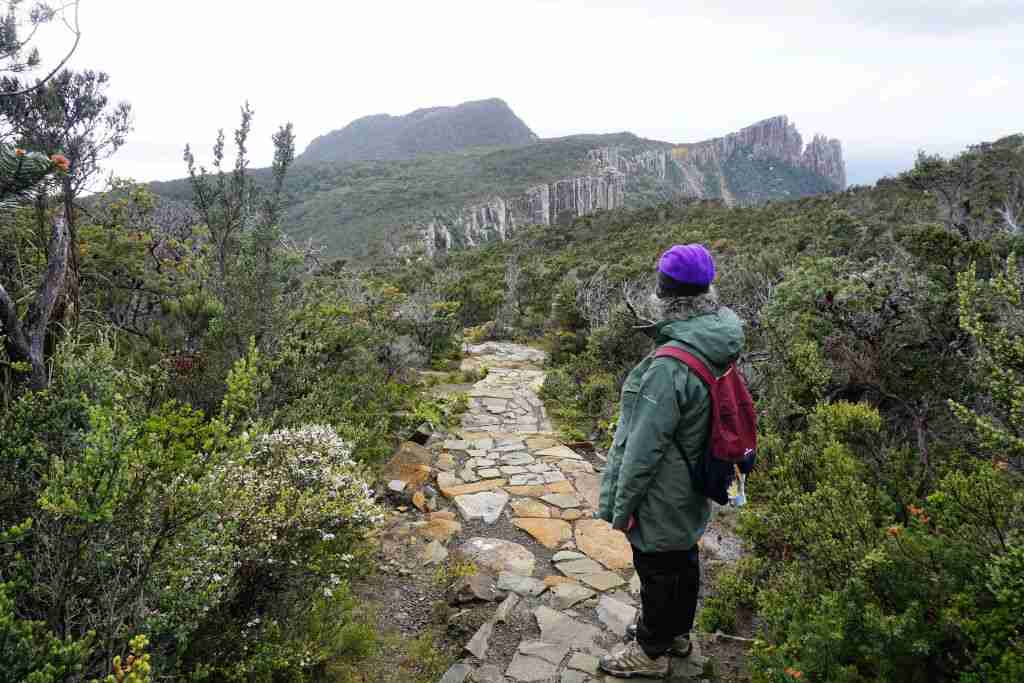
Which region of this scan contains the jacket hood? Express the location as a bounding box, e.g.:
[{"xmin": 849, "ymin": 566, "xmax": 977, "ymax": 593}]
[{"xmin": 653, "ymin": 308, "xmax": 744, "ymax": 372}]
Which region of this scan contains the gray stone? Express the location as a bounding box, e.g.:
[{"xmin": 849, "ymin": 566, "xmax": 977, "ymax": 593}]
[
  {"xmin": 437, "ymin": 453, "xmax": 458, "ymax": 472},
  {"xmin": 552, "ymin": 550, "xmax": 587, "ymax": 563},
  {"xmin": 541, "ymin": 493, "xmax": 582, "ymax": 509},
  {"xmin": 557, "ymin": 558, "xmax": 606, "ymax": 576},
  {"xmin": 518, "ymin": 640, "xmax": 570, "ymax": 664},
  {"xmin": 527, "ymin": 463, "xmax": 552, "ymax": 474},
  {"xmin": 458, "ymin": 537, "xmax": 536, "ymax": 576},
  {"xmin": 387, "ymin": 479, "xmax": 408, "ymax": 494},
  {"xmin": 477, "ymin": 468, "xmax": 502, "ymax": 479},
  {"xmin": 550, "ymin": 582, "xmax": 596, "ymax": 609},
  {"xmin": 578, "ymin": 571, "xmax": 626, "ymax": 592},
  {"xmin": 454, "ymin": 490, "xmax": 510, "ymax": 524},
  {"xmin": 468, "ymin": 457, "xmax": 497, "ymax": 469},
  {"xmin": 459, "ymin": 467, "xmax": 481, "ymax": 483},
  {"xmin": 473, "ymin": 438, "xmax": 495, "ymax": 451},
  {"xmin": 567, "ymin": 652, "xmax": 600, "ymax": 675},
  {"xmin": 506, "ymin": 652, "xmax": 557, "ymax": 682},
  {"xmin": 447, "ymin": 571, "xmax": 505, "ymax": 604},
  {"xmin": 494, "ymin": 592, "xmax": 520, "ymax": 623},
  {"xmin": 596, "ymin": 595, "xmax": 637, "ymax": 636},
  {"xmin": 444, "ymin": 440, "xmax": 471, "ymax": 452},
  {"xmin": 500, "ymin": 465, "xmax": 529, "ymax": 475},
  {"xmin": 497, "ymin": 571, "xmax": 547, "ymax": 597},
  {"xmin": 470, "ymin": 664, "xmax": 504, "ymax": 683},
  {"xmin": 533, "ymin": 605, "xmax": 602, "ymax": 653},
  {"xmin": 439, "ymin": 662, "xmax": 473, "ymax": 683},
  {"xmin": 464, "ymin": 620, "xmax": 493, "ymax": 659},
  {"xmin": 509, "ymin": 474, "xmax": 545, "ymax": 486},
  {"xmin": 501, "ymin": 454, "xmax": 536, "ymax": 466},
  {"xmin": 561, "ymin": 671, "xmax": 590, "ymax": 683},
  {"xmin": 543, "ymin": 471, "xmax": 567, "ymax": 483}
]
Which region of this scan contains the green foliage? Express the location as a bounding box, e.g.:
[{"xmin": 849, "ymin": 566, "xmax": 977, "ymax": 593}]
[
  {"xmin": 697, "ymin": 556, "xmax": 766, "ymax": 635},
  {"xmin": 950, "ymin": 257, "xmax": 1024, "ymax": 462}
]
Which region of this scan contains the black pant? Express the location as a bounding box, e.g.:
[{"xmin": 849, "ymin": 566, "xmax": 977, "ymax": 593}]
[{"xmin": 632, "ymin": 544, "xmax": 700, "ymax": 658}]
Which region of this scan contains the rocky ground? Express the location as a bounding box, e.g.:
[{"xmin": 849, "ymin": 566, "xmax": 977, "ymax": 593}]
[{"xmin": 365, "ymin": 342, "xmax": 752, "ymax": 683}]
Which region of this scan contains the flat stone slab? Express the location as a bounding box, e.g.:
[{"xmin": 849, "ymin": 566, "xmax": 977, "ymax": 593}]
[
  {"xmin": 533, "ymin": 605, "xmax": 602, "ymax": 653},
  {"xmin": 458, "ymin": 537, "xmax": 536, "ymax": 576},
  {"xmin": 510, "ymin": 474, "xmax": 546, "ymax": 486},
  {"xmin": 501, "ymin": 454, "xmax": 536, "ymax": 466},
  {"xmin": 568, "ymin": 652, "xmax": 601, "ymax": 675},
  {"xmin": 465, "ymin": 620, "xmax": 493, "ymax": 659},
  {"xmin": 550, "ymin": 582, "xmax": 596, "ymax": 609},
  {"xmin": 498, "ymin": 571, "xmax": 548, "ymax": 597},
  {"xmin": 514, "ymin": 518, "xmax": 573, "ymax": 549},
  {"xmin": 541, "ymin": 493, "xmax": 582, "ymax": 509},
  {"xmin": 511, "ymin": 499, "xmax": 552, "ymax": 518},
  {"xmin": 575, "ymin": 519, "xmax": 634, "ymax": 570},
  {"xmin": 578, "ymin": 570, "xmax": 627, "ymax": 592},
  {"xmin": 518, "ymin": 640, "xmax": 570, "ymax": 664},
  {"xmin": 477, "ymin": 468, "xmax": 502, "ymax": 479},
  {"xmin": 455, "ymin": 490, "xmax": 510, "ymax": 524},
  {"xmin": 561, "ymin": 671, "xmax": 589, "ymax": 683},
  {"xmin": 597, "ymin": 595, "xmax": 637, "ymax": 637},
  {"xmin": 557, "ymin": 558, "xmax": 606, "ymax": 576},
  {"xmin": 553, "ymin": 550, "xmax": 587, "ymax": 563},
  {"xmin": 506, "ymin": 652, "xmax": 557, "ymax": 682},
  {"xmin": 573, "ymin": 472, "xmax": 602, "ymax": 508},
  {"xmin": 536, "ymin": 445, "xmax": 583, "ymax": 460},
  {"xmin": 441, "ymin": 478, "xmax": 508, "ymax": 498}
]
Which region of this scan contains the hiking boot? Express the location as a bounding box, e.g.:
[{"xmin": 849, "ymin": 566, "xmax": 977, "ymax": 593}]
[
  {"xmin": 598, "ymin": 640, "xmax": 670, "ymax": 679},
  {"xmin": 625, "ymin": 622, "xmax": 693, "ymax": 658}
]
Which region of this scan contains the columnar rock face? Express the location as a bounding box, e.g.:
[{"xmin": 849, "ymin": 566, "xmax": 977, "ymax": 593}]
[
  {"xmin": 802, "ymin": 133, "xmax": 847, "ymax": 189},
  {"xmin": 420, "ymin": 115, "xmax": 845, "ymax": 256},
  {"xmin": 422, "ymin": 169, "xmax": 625, "ymax": 256}
]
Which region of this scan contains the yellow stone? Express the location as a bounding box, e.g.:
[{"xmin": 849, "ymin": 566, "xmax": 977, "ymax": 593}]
[
  {"xmin": 574, "ymin": 518, "xmax": 634, "ymax": 570},
  {"xmin": 511, "ymin": 499, "xmax": 552, "ymax": 518},
  {"xmin": 441, "ymin": 478, "xmax": 507, "ymax": 498},
  {"xmin": 561, "ymin": 509, "xmax": 583, "ymax": 521},
  {"xmin": 544, "ymin": 480, "xmax": 575, "ymax": 495},
  {"xmin": 412, "ymin": 490, "xmax": 427, "ymax": 512},
  {"xmin": 503, "ymin": 484, "xmax": 546, "ymax": 498},
  {"xmin": 416, "ymin": 518, "xmax": 462, "ymax": 543},
  {"xmin": 513, "ymin": 518, "xmax": 573, "ymax": 549}
]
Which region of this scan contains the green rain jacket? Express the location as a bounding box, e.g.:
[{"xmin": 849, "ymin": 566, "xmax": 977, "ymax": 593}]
[{"xmin": 597, "ymin": 308, "xmax": 745, "ymax": 552}]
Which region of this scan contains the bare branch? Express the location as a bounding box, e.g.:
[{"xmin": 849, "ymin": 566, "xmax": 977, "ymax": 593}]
[{"xmin": 0, "ymin": 1, "xmax": 81, "ymax": 98}]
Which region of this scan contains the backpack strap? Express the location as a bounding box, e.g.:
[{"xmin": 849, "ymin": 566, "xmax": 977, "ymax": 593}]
[{"xmin": 654, "ymin": 346, "xmax": 717, "ymax": 387}]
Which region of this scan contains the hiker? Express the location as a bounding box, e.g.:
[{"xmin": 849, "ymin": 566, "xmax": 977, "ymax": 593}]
[{"xmin": 596, "ymin": 243, "xmax": 746, "ymax": 679}]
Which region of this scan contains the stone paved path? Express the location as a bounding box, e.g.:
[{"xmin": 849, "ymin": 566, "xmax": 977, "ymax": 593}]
[{"xmin": 381, "ymin": 342, "xmax": 716, "ymax": 683}]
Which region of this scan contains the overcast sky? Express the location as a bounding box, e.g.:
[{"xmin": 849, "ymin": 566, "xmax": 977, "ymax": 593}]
[{"xmin": 31, "ymin": 0, "xmax": 1024, "ymax": 187}]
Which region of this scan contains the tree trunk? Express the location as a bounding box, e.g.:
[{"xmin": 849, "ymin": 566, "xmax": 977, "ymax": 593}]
[{"xmin": 0, "ymin": 212, "xmax": 70, "ymax": 390}]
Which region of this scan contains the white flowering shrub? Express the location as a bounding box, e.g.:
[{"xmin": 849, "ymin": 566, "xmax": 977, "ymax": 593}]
[{"xmin": 224, "ymin": 424, "xmax": 384, "ymax": 573}]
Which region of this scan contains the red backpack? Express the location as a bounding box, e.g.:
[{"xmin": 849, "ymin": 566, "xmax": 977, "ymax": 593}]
[{"xmin": 655, "ymin": 345, "xmax": 757, "ymax": 505}]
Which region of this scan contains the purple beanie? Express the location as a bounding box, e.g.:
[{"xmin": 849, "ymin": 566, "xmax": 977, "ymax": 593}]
[{"xmin": 656, "ymin": 244, "xmax": 716, "ymax": 298}]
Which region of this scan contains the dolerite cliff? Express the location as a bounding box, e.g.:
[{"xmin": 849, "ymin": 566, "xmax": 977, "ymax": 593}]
[
  {"xmin": 421, "ymin": 116, "xmax": 845, "ymax": 256},
  {"xmin": 423, "ymin": 169, "xmax": 626, "ymax": 254}
]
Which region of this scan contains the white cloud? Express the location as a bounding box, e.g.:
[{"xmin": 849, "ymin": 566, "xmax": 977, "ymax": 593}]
[{"xmin": 968, "ymin": 75, "xmax": 1011, "ymax": 98}]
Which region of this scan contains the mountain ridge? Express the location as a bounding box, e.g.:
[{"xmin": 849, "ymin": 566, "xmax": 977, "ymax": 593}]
[
  {"xmin": 148, "ymin": 102, "xmax": 845, "ymax": 259},
  {"xmin": 298, "ymin": 97, "xmax": 538, "ymax": 164}
]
